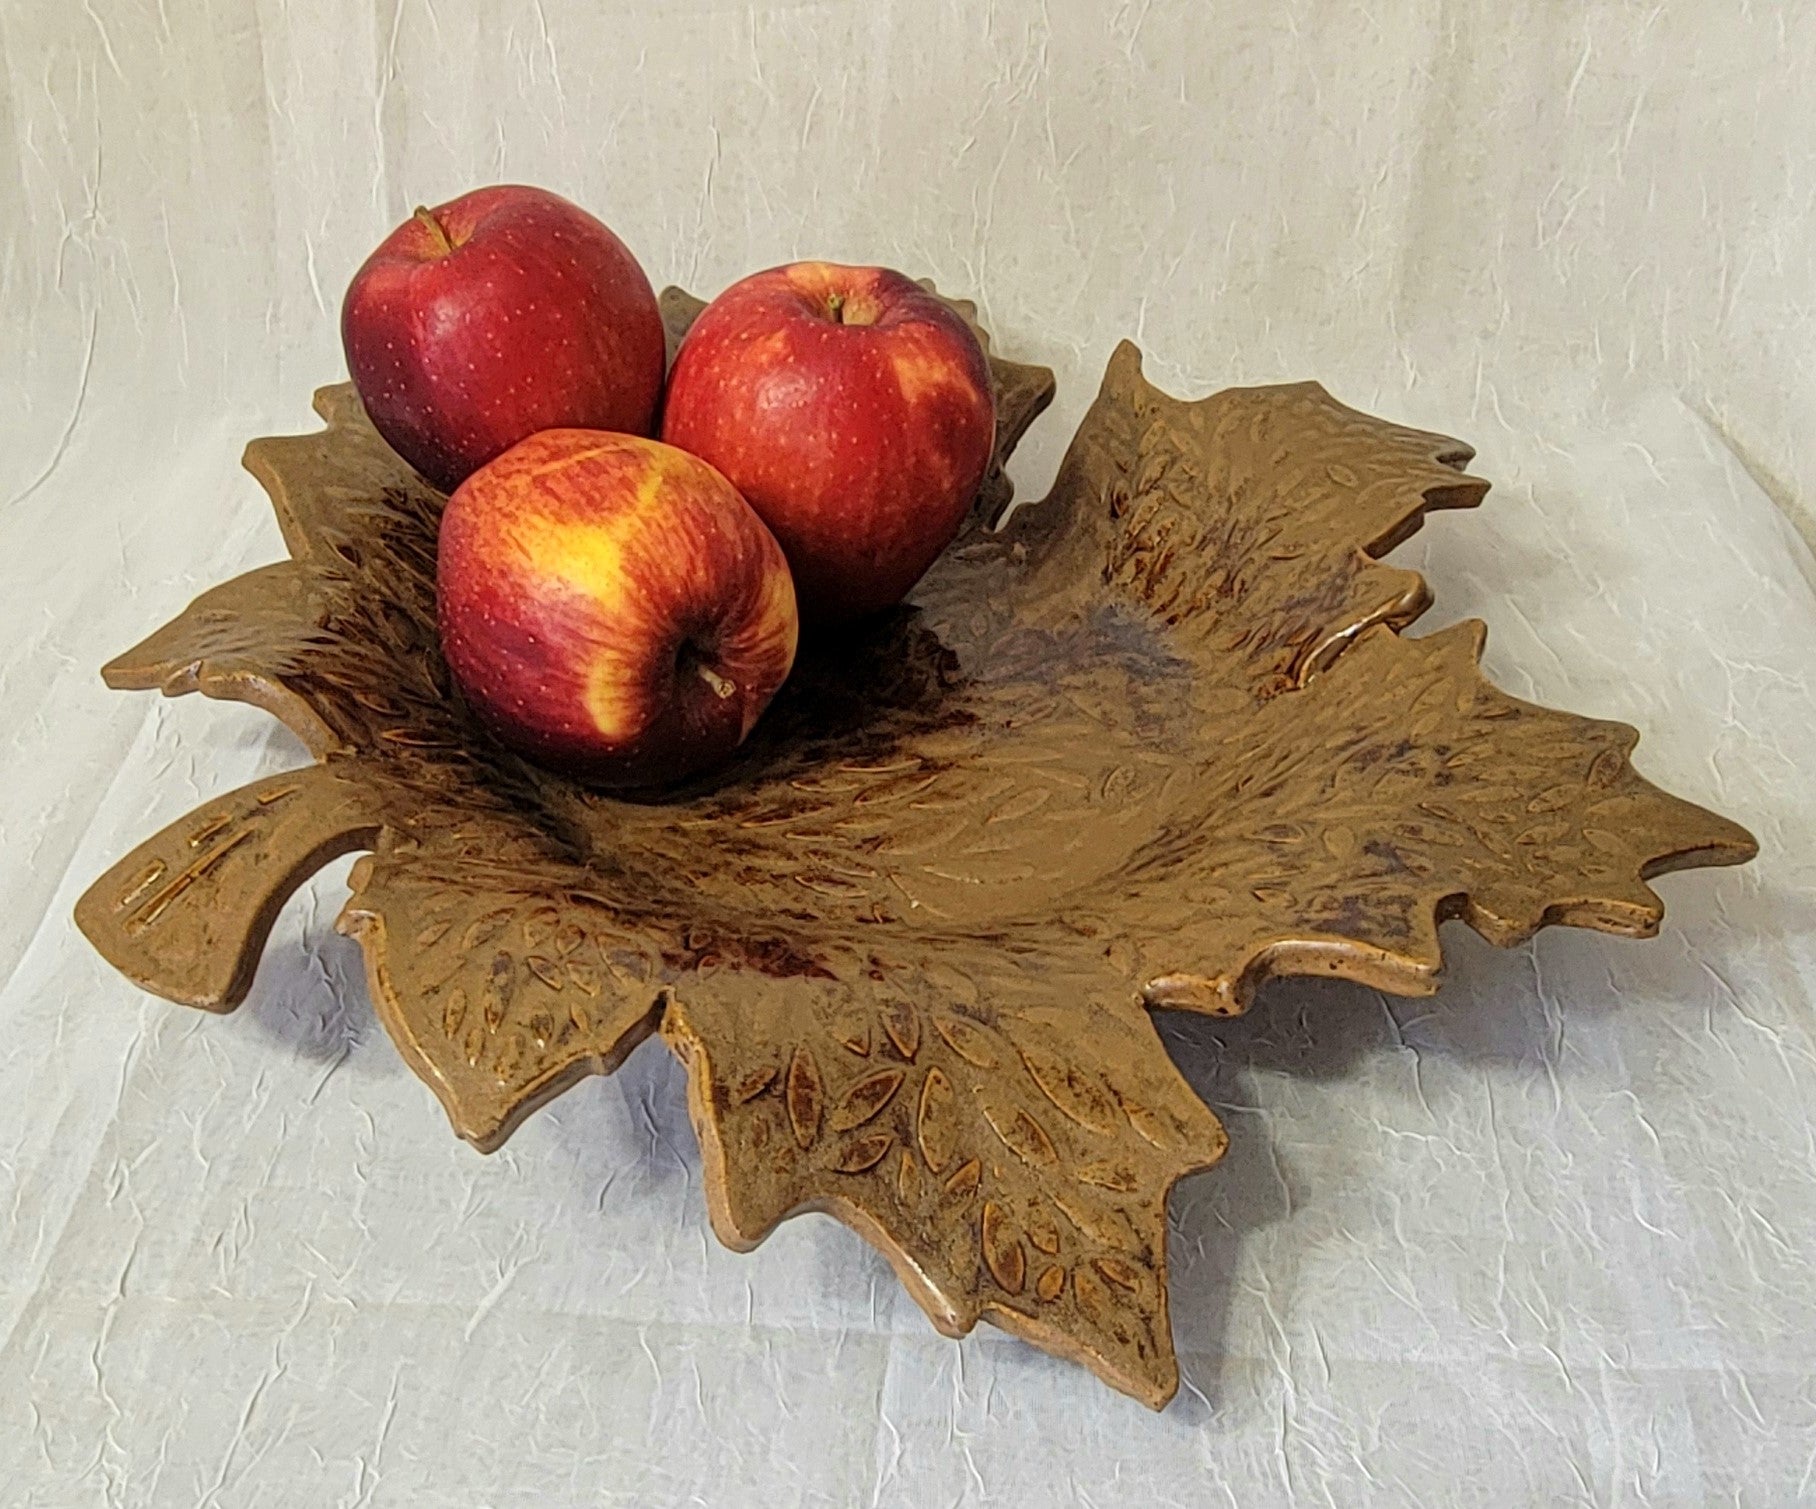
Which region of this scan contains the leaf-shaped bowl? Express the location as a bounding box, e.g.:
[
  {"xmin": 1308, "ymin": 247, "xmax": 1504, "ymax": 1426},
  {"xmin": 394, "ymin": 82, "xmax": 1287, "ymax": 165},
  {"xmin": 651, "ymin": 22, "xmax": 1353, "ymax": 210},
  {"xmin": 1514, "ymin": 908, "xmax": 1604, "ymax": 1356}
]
[{"xmin": 76, "ymin": 288, "xmax": 1755, "ymax": 1407}]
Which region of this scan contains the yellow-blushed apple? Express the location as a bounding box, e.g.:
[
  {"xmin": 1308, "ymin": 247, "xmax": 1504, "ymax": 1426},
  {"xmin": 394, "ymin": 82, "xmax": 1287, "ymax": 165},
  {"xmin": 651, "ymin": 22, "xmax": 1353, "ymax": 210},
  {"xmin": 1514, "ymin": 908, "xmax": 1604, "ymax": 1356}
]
[{"xmin": 437, "ymin": 430, "xmax": 798, "ymax": 788}]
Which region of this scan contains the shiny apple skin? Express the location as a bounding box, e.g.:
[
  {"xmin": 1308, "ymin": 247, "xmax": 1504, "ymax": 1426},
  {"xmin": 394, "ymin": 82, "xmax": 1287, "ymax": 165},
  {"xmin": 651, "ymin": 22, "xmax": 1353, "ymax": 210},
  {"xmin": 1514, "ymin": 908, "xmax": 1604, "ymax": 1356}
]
[
  {"xmin": 660, "ymin": 261, "xmax": 996, "ymax": 624},
  {"xmin": 437, "ymin": 429, "xmax": 798, "ymax": 789},
  {"xmin": 342, "ymin": 184, "xmax": 666, "ymax": 493}
]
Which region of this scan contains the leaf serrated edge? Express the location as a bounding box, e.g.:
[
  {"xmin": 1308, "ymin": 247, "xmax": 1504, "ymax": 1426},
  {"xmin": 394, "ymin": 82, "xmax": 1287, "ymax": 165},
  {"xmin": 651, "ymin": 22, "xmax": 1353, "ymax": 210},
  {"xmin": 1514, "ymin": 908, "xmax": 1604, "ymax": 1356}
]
[
  {"xmin": 1141, "ymin": 621, "xmax": 1759, "ymax": 1017},
  {"xmin": 661, "ymin": 990, "xmax": 1229, "ymax": 1409},
  {"xmin": 335, "ymin": 862, "xmax": 667, "ymax": 1153}
]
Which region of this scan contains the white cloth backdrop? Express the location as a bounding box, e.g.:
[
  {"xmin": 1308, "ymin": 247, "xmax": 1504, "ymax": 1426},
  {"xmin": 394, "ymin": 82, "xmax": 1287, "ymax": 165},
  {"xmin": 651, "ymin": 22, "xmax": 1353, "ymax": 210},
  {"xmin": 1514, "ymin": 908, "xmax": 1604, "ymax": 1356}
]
[{"xmin": 3, "ymin": 2, "xmax": 1814, "ymax": 1504}]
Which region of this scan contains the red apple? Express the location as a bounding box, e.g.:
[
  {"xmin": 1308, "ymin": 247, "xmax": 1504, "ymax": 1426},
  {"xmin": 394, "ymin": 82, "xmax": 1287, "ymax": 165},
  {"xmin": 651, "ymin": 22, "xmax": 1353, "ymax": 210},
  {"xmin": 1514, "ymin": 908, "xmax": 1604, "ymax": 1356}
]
[
  {"xmin": 437, "ymin": 429, "xmax": 798, "ymax": 788},
  {"xmin": 660, "ymin": 262, "xmax": 996, "ymax": 623},
  {"xmin": 342, "ymin": 185, "xmax": 665, "ymax": 492}
]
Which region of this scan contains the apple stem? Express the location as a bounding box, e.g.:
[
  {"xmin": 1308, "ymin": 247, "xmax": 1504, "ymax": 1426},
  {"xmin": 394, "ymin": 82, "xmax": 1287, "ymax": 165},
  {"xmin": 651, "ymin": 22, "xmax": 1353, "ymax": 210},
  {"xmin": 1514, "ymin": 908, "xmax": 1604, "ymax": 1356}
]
[
  {"xmin": 412, "ymin": 205, "xmax": 453, "ymax": 256},
  {"xmin": 696, "ymin": 663, "xmax": 737, "ymax": 700},
  {"xmin": 825, "ymin": 292, "xmax": 845, "ymax": 324}
]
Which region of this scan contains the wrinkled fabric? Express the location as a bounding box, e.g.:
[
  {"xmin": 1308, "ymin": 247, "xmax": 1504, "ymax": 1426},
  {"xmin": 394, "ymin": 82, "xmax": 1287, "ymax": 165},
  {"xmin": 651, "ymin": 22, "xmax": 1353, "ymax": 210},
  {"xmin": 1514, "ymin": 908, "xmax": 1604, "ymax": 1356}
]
[{"xmin": 1, "ymin": 3, "xmax": 1812, "ymax": 1504}]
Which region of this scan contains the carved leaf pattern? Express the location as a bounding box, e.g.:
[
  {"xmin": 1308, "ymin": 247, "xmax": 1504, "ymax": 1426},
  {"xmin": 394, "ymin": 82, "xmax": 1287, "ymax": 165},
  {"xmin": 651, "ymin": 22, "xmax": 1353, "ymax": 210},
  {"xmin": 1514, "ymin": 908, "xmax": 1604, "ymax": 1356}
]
[
  {"xmin": 336, "ymin": 821, "xmax": 672, "ymax": 1154},
  {"xmin": 75, "ymin": 290, "xmax": 1753, "ymax": 1407},
  {"xmin": 662, "ymin": 962, "xmax": 1225, "ymax": 1406}
]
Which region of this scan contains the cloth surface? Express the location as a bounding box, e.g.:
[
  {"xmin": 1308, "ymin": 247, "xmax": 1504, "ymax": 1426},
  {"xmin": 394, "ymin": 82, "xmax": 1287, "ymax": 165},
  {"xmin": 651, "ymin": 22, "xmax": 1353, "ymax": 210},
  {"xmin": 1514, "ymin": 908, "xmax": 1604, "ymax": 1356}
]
[{"xmin": 2, "ymin": 3, "xmax": 1812, "ymax": 1504}]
